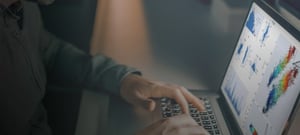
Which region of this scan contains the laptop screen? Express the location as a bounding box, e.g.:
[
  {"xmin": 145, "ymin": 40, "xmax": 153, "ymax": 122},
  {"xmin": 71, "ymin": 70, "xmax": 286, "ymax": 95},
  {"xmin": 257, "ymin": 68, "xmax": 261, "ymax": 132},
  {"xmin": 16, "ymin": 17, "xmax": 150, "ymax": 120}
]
[{"xmin": 221, "ymin": 1, "xmax": 300, "ymax": 135}]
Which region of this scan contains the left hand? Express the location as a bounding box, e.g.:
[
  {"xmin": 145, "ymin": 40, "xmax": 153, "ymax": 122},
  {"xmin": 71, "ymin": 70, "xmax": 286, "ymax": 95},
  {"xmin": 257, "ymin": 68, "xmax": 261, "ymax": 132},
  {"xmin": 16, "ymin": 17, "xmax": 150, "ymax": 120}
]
[
  {"xmin": 120, "ymin": 74, "xmax": 205, "ymax": 114},
  {"xmin": 136, "ymin": 114, "xmax": 209, "ymax": 135}
]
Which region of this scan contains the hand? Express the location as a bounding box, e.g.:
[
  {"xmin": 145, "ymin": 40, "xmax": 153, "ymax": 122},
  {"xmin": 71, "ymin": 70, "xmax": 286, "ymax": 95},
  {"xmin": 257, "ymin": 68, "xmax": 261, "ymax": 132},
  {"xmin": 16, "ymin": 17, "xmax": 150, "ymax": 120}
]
[
  {"xmin": 136, "ymin": 114, "xmax": 209, "ymax": 135},
  {"xmin": 120, "ymin": 74, "xmax": 205, "ymax": 113}
]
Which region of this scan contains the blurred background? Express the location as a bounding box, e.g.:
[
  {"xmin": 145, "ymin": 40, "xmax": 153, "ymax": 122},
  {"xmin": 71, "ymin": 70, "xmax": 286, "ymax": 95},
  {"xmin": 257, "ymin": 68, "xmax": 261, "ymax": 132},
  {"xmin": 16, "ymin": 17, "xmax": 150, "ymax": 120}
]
[
  {"xmin": 89, "ymin": 0, "xmax": 249, "ymax": 91},
  {"xmin": 39, "ymin": 0, "xmax": 300, "ymax": 135},
  {"xmin": 88, "ymin": 0, "xmax": 300, "ymax": 91}
]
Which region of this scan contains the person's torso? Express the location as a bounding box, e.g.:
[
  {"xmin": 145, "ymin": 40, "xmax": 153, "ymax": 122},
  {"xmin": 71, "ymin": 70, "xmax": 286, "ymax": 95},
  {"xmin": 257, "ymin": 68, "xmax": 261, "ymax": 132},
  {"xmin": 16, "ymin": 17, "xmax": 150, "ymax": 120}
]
[{"xmin": 0, "ymin": 1, "xmax": 47, "ymax": 134}]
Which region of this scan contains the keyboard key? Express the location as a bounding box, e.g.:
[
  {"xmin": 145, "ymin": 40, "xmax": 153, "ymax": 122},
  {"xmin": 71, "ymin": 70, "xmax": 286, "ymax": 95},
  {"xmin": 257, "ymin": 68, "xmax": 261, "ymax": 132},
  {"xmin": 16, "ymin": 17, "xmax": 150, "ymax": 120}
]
[
  {"xmin": 204, "ymin": 125, "xmax": 212, "ymax": 130},
  {"xmin": 202, "ymin": 121, "xmax": 211, "ymax": 125},
  {"xmin": 200, "ymin": 112, "xmax": 208, "ymax": 115},
  {"xmin": 165, "ymin": 107, "xmax": 171, "ymax": 112},
  {"xmin": 170, "ymin": 99, "xmax": 177, "ymax": 104},
  {"xmin": 161, "ymin": 98, "xmax": 167, "ymax": 102},
  {"xmin": 192, "ymin": 114, "xmax": 199, "ymax": 118},
  {"xmin": 210, "ymin": 115, "xmax": 215, "ymax": 120},
  {"xmin": 204, "ymin": 100, "xmax": 209, "ymax": 104},
  {"xmin": 208, "ymin": 130, "xmax": 214, "ymax": 135},
  {"xmin": 215, "ymin": 130, "xmax": 220, "ymax": 134},
  {"xmin": 173, "ymin": 108, "xmax": 180, "ymax": 112},
  {"xmin": 191, "ymin": 109, "xmax": 198, "ymax": 114},
  {"xmin": 195, "ymin": 117, "xmax": 201, "ymax": 122},
  {"xmin": 173, "ymin": 110, "xmax": 180, "ymax": 113},
  {"xmin": 213, "ymin": 125, "xmax": 218, "ymax": 129},
  {"xmin": 206, "ymin": 109, "xmax": 212, "ymax": 113},
  {"xmin": 208, "ymin": 111, "xmax": 213, "ymax": 114},
  {"xmin": 163, "ymin": 113, "xmax": 172, "ymax": 117},
  {"xmin": 211, "ymin": 120, "xmax": 217, "ymax": 124},
  {"xmin": 201, "ymin": 116, "xmax": 209, "ymax": 120},
  {"xmin": 173, "ymin": 104, "xmax": 180, "ymax": 108}
]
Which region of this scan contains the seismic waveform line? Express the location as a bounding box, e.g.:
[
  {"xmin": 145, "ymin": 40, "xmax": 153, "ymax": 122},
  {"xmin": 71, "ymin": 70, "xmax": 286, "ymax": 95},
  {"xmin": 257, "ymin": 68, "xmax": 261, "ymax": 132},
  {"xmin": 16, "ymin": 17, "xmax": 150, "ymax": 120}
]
[
  {"xmin": 263, "ymin": 66, "xmax": 299, "ymax": 113},
  {"xmin": 251, "ymin": 63, "xmax": 257, "ymax": 73},
  {"xmin": 262, "ymin": 24, "xmax": 270, "ymax": 42},
  {"xmin": 267, "ymin": 46, "xmax": 296, "ymax": 87},
  {"xmin": 237, "ymin": 43, "xmax": 244, "ymax": 55},
  {"xmin": 243, "ymin": 47, "xmax": 249, "ymax": 64}
]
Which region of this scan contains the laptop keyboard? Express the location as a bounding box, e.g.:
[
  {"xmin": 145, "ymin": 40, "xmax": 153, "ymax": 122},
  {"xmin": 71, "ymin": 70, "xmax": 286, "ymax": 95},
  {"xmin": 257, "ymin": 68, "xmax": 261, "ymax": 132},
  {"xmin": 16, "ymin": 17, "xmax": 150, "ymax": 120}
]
[{"xmin": 160, "ymin": 97, "xmax": 221, "ymax": 135}]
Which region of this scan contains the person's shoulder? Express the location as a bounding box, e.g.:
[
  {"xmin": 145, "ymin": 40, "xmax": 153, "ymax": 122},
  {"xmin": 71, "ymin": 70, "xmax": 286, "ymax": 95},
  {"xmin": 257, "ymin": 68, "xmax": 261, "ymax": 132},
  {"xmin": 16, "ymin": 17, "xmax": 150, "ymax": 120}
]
[
  {"xmin": 23, "ymin": 1, "xmax": 42, "ymax": 24},
  {"xmin": 23, "ymin": 1, "xmax": 39, "ymax": 10}
]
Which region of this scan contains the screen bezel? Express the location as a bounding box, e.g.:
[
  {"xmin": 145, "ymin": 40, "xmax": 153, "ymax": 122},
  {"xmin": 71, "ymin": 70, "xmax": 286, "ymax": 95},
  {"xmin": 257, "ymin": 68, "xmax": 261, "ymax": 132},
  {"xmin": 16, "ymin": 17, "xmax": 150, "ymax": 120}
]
[{"xmin": 218, "ymin": 0, "xmax": 300, "ymax": 134}]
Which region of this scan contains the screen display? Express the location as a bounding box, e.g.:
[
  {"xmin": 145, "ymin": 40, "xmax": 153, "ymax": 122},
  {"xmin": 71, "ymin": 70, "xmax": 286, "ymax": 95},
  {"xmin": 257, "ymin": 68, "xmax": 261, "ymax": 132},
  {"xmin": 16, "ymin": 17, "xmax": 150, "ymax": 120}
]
[{"xmin": 221, "ymin": 2, "xmax": 300, "ymax": 135}]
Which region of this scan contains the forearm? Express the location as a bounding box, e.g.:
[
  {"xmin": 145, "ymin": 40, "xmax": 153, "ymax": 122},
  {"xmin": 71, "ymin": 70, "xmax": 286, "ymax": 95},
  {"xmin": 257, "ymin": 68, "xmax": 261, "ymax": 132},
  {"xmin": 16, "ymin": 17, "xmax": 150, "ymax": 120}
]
[{"xmin": 41, "ymin": 30, "xmax": 140, "ymax": 95}]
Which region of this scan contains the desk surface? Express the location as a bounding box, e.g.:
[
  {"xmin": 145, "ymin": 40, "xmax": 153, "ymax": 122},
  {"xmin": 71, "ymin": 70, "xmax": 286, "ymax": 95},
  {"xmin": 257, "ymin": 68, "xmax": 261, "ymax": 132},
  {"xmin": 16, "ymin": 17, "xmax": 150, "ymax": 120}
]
[
  {"xmin": 105, "ymin": 96, "xmax": 159, "ymax": 135},
  {"xmin": 75, "ymin": 90, "xmax": 161, "ymax": 135}
]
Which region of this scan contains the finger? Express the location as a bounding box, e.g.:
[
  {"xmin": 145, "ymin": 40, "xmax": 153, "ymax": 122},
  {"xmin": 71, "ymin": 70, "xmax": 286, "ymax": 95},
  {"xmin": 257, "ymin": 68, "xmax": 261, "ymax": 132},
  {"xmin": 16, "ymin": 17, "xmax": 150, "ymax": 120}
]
[
  {"xmin": 164, "ymin": 114, "xmax": 198, "ymax": 127},
  {"xmin": 144, "ymin": 82, "xmax": 190, "ymax": 114},
  {"xmin": 168, "ymin": 88, "xmax": 190, "ymax": 114},
  {"xmin": 161, "ymin": 114, "xmax": 196, "ymax": 134},
  {"xmin": 181, "ymin": 88, "xmax": 206, "ymax": 112},
  {"xmin": 140, "ymin": 115, "xmax": 194, "ymax": 132},
  {"xmin": 168, "ymin": 125, "xmax": 210, "ymax": 135},
  {"xmin": 139, "ymin": 115, "xmax": 204, "ymax": 135},
  {"xmin": 194, "ymin": 126, "xmax": 210, "ymax": 135},
  {"xmin": 136, "ymin": 118, "xmax": 167, "ymax": 135},
  {"xmin": 138, "ymin": 115, "xmax": 201, "ymax": 135},
  {"xmin": 135, "ymin": 92, "xmax": 156, "ymax": 111}
]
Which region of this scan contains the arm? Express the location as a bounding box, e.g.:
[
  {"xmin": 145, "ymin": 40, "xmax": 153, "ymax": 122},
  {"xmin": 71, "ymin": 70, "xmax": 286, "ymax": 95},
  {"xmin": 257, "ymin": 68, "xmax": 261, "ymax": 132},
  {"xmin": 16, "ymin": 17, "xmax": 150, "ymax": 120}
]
[
  {"xmin": 39, "ymin": 29, "xmax": 208, "ymax": 135},
  {"xmin": 39, "ymin": 29, "xmax": 140, "ymax": 95}
]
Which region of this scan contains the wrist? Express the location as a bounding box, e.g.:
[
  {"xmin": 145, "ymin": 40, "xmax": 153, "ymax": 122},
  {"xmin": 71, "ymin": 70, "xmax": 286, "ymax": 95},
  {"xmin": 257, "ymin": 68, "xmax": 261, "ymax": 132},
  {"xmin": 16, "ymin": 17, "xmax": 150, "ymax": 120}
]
[
  {"xmin": 120, "ymin": 74, "xmax": 154, "ymax": 101},
  {"xmin": 121, "ymin": 74, "xmax": 138, "ymax": 91},
  {"xmin": 120, "ymin": 74, "xmax": 139, "ymax": 99}
]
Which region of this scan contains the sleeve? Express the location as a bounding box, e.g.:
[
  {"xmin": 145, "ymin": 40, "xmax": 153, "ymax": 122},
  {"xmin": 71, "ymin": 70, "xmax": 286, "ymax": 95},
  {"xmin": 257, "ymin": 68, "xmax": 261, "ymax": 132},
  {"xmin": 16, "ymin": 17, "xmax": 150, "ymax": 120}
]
[{"xmin": 39, "ymin": 29, "xmax": 141, "ymax": 96}]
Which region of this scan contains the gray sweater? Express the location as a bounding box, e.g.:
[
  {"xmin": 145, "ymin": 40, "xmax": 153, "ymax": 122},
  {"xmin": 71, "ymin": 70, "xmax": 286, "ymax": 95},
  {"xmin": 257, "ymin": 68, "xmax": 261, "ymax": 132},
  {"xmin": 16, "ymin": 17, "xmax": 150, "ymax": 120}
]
[{"xmin": 0, "ymin": 1, "xmax": 139, "ymax": 134}]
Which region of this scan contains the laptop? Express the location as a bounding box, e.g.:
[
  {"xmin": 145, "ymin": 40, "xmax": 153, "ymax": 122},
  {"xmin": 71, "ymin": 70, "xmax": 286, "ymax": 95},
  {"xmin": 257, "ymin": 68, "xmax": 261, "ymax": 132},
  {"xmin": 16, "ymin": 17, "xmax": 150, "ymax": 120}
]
[{"xmin": 160, "ymin": 0, "xmax": 300, "ymax": 135}]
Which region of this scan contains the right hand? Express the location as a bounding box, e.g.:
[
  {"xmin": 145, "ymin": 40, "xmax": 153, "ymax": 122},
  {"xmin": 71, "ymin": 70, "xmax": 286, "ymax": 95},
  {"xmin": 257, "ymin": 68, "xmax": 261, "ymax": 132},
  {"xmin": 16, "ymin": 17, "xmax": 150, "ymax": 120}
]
[
  {"xmin": 121, "ymin": 75, "xmax": 205, "ymax": 114},
  {"xmin": 136, "ymin": 114, "xmax": 209, "ymax": 135}
]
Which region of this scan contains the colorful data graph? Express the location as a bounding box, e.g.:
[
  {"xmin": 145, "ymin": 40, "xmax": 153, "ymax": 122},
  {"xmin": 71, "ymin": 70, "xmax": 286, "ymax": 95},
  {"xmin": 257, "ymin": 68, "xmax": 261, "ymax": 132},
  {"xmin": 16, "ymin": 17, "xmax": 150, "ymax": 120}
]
[
  {"xmin": 267, "ymin": 46, "xmax": 296, "ymax": 87},
  {"xmin": 263, "ymin": 65, "xmax": 299, "ymax": 113},
  {"xmin": 249, "ymin": 124, "xmax": 258, "ymax": 135}
]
